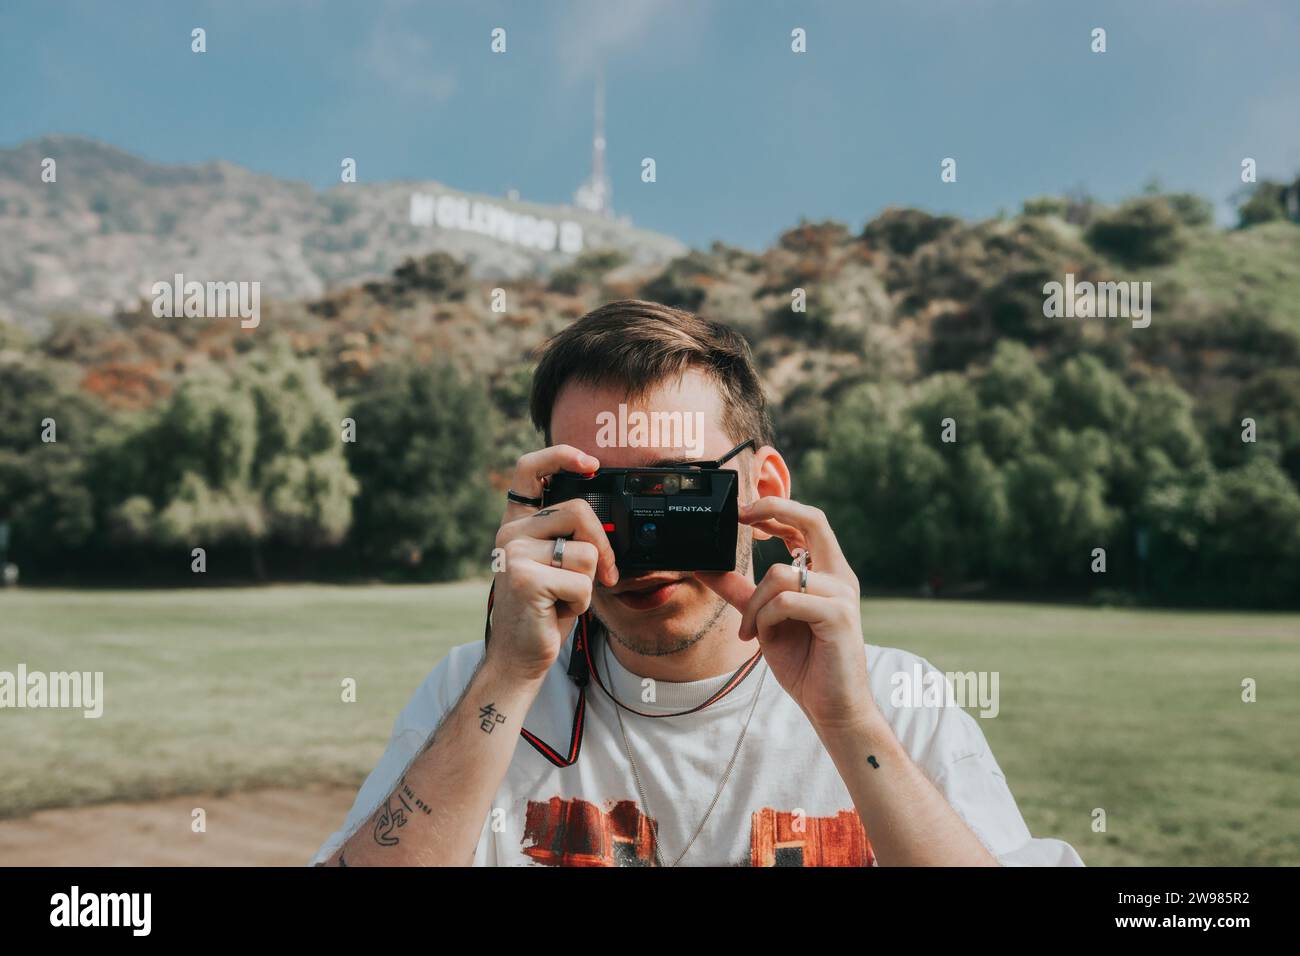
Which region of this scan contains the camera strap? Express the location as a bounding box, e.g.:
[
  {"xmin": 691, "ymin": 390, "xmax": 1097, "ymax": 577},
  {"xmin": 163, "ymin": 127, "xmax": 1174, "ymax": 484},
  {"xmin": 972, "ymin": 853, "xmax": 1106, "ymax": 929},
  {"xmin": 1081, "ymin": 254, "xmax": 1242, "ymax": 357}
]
[
  {"xmin": 482, "ymin": 581, "xmax": 764, "ymax": 767},
  {"xmin": 484, "ymin": 580, "xmax": 587, "ymax": 767},
  {"xmin": 584, "ymin": 632, "xmax": 764, "ymax": 719}
]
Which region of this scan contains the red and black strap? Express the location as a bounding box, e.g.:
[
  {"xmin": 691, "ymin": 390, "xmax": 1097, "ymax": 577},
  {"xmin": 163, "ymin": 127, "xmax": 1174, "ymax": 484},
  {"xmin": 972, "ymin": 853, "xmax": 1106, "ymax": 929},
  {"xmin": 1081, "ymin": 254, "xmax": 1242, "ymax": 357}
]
[
  {"xmin": 584, "ymin": 632, "xmax": 763, "ymax": 718},
  {"xmin": 484, "ymin": 580, "xmax": 586, "ymax": 767},
  {"xmin": 482, "ymin": 581, "xmax": 762, "ymax": 768}
]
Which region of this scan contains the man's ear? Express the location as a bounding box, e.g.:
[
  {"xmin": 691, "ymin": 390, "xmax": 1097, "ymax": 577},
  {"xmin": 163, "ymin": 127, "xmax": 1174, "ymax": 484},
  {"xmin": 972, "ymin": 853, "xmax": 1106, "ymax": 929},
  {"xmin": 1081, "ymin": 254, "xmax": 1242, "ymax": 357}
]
[{"xmin": 747, "ymin": 444, "xmax": 791, "ymax": 541}]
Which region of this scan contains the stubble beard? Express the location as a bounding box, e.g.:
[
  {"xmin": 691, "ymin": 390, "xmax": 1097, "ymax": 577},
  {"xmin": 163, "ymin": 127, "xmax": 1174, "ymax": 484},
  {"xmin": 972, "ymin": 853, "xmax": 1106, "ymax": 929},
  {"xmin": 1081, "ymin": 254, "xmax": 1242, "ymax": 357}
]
[{"xmin": 602, "ymin": 527, "xmax": 754, "ymax": 658}]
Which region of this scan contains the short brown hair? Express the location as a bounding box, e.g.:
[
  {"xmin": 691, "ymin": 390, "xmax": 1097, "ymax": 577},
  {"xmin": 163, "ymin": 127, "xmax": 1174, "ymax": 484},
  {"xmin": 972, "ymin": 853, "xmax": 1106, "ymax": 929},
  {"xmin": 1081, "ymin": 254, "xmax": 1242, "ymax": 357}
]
[{"xmin": 530, "ymin": 299, "xmax": 774, "ymax": 448}]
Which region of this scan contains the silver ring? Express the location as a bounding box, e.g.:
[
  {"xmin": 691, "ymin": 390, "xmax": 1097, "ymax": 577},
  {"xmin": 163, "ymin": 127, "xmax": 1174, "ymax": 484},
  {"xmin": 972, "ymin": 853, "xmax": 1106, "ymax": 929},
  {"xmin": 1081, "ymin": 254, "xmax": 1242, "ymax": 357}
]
[
  {"xmin": 551, "ymin": 537, "xmax": 566, "ymax": 568},
  {"xmin": 798, "ymin": 551, "xmax": 810, "ymax": 592}
]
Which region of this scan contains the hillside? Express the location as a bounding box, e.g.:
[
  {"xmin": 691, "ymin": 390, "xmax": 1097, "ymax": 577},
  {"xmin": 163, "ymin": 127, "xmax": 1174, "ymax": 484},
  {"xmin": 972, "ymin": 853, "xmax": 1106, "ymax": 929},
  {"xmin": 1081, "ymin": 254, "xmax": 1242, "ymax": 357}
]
[
  {"xmin": 0, "ymin": 135, "xmax": 686, "ymax": 330},
  {"xmin": 2, "ymin": 180, "xmax": 1298, "ymax": 605}
]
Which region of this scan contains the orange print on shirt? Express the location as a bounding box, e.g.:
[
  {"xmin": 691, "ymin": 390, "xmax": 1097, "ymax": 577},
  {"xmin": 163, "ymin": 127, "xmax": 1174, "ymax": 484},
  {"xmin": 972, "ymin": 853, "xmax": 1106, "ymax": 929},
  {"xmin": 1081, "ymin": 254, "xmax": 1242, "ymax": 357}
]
[
  {"xmin": 750, "ymin": 807, "xmax": 876, "ymax": 867},
  {"xmin": 520, "ymin": 796, "xmax": 875, "ymax": 867}
]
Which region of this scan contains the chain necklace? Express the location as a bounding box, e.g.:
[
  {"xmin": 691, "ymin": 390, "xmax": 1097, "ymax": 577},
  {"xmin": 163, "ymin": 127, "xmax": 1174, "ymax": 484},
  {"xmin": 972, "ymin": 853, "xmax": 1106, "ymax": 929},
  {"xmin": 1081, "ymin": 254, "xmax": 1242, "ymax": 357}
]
[{"xmin": 602, "ymin": 635, "xmax": 768, "ymax": 868}]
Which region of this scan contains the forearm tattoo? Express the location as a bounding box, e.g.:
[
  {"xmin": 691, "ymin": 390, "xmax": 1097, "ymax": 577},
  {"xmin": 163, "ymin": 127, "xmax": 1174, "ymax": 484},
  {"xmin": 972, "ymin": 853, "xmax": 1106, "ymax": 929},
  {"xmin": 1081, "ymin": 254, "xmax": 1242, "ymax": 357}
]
[
  {"xmin": 479, "ymin": 702, "xmax": 507, "ymax": 733},
  {"xmin": 867, "ymin": 755, "xmax": 880, "ymax": 769},
  {"xmin": 371, "ymin": 776, "xmax": 433, "ymax": 847},
  {"xmin": 532, "ymin": 508, "xmax": 559, "ymax": 518}
]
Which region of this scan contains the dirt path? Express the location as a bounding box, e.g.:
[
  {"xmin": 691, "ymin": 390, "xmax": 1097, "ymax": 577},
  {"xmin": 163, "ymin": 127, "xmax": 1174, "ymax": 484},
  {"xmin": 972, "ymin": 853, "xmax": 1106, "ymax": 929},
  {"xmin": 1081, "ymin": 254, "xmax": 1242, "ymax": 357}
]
[{"xmin": 0, "ymin": 784, "xmax": 357, "ymax": 866}]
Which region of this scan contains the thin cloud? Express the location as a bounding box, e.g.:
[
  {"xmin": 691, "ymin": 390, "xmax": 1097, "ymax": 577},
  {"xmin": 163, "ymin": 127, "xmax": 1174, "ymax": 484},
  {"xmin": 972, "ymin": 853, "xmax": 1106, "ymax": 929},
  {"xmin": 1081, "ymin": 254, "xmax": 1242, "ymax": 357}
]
[
  {"xmin": 549, "ymin": 0, "xmax": 710, "ymax": 84},
  {"xmin": 359, "ymin": 19, "xmax": 457, "ymax": 101}
]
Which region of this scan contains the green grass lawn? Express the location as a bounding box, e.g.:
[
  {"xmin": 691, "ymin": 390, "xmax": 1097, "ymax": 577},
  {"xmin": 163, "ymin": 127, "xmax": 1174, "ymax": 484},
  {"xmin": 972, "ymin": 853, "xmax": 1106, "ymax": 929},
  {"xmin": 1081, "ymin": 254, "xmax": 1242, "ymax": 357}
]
[{"xmin": 1, "ymin": 584, "xmax": 1296, "ymax": 865}]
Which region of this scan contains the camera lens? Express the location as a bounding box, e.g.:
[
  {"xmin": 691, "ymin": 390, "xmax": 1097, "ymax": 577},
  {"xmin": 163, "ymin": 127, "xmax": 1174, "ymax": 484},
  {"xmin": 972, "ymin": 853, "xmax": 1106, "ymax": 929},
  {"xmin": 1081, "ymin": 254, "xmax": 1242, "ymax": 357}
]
[
  {"xmin": 627, "ymin": 475, "xmax": 642, "ymax": 493},
  {"xmin": 662, "ymin": 474, "xmax": 681, "ymax": 495},
  {"xmin": 636, "ymin": 521, "xmax": 658, "ymax": 546}
]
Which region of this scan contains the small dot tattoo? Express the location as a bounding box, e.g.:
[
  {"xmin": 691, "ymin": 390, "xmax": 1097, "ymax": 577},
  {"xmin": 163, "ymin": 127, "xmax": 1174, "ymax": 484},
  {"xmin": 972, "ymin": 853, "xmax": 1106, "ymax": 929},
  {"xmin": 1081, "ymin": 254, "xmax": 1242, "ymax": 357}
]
[{"xmin": 867, "ymin": 755, "xmax": 880, "ymax": 769}]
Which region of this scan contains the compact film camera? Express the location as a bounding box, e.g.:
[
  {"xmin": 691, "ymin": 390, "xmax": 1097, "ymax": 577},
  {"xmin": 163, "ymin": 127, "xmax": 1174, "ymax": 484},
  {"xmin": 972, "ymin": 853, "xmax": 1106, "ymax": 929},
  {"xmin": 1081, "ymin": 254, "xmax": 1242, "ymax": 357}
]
[{"xmin": 541, "ymin": 439, "xmax": 755, "ymax": 573}]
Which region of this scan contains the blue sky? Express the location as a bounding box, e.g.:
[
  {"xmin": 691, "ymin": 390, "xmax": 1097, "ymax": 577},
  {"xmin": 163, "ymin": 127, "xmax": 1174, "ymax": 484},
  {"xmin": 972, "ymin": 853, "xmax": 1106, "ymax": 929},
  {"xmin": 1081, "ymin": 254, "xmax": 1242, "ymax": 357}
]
[{"xmin": 2, "ymin": 0, "xmax": 1297, "ymax": 249}]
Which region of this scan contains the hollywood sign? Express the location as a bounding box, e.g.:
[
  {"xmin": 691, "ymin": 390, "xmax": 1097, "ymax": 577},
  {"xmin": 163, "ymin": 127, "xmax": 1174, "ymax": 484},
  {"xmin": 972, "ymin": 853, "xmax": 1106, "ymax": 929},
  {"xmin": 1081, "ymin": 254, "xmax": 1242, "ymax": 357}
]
[{"xmin": 409, "ymin": 191, "xmax": 584, "ymax": 254}]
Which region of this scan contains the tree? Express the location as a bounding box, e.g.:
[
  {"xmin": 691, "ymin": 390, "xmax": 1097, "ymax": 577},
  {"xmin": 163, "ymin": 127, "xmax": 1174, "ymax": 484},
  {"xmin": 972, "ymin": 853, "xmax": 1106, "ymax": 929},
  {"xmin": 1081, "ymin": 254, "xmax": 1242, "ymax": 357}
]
[
  {"xmin": 548, "ymin": 248, "xmax": 629, "ymax": 294},
  {"xmin": 1200, "ymin": 459, "xmax": 1300, "ymax": 605},
  {"xmin": 0, "ymin": 354, "xmax": 101, "ymax": 568},
  {"xmin": 1236, "ymin": 175, "xmax": 1300, "ymax": 228},
  {"xmin": 639, "ymin": 251, "xmax": 717, "ymax": 312},
  {"xmin": 801, "ymin": 343, "xmax": 1243, "ymax": 598},
  {"xmin": 106, "ymin": 347, "xmax": 357, "ymax": 575},
  {"xmin": 1232, "ymin": 369, "xmax": 1300, "ymax": 486},
  {"xmin": 1085, "ymin": 197, "xmax": 1185, "ymax": 266},
  {"xmin": 861, "ymin": 208, "xmax": 960, "ymax": 256},
  {"xmin": 345, "ymin": 362, "xmax": 497, "ymax": 578}
]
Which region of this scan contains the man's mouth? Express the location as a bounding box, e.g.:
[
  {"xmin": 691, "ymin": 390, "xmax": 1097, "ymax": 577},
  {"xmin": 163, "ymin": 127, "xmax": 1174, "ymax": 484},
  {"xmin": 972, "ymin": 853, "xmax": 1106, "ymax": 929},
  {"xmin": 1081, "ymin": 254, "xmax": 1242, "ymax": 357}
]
[{"xmin": 610, "ymin": 575, "xmax": 686, "ymax": 611}]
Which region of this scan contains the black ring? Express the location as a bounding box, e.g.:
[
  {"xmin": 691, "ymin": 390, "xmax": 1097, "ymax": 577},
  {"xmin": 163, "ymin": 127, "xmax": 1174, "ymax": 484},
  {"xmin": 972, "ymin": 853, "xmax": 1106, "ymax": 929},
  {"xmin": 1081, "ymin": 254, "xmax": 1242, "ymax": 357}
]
[{"xmin": 507, "ymin": 490, "xmax": 543, "ymax": 508}]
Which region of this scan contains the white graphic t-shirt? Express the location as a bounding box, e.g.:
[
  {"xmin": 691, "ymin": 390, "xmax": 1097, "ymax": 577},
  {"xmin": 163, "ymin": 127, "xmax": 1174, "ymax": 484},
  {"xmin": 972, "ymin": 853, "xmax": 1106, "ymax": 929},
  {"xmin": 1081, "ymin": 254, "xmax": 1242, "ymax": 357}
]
[{"xmin": 313, "ymin": 629, "xmax": 1083, "ymax": 867}]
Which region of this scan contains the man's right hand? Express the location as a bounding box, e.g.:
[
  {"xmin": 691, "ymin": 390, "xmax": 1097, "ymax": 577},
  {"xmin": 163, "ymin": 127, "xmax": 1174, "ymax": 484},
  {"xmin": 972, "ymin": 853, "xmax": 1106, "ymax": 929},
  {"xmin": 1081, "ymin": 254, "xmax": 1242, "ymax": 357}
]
[{"xmin": 489, "ymin": 445, "xmax": 619, "ymax": 683}]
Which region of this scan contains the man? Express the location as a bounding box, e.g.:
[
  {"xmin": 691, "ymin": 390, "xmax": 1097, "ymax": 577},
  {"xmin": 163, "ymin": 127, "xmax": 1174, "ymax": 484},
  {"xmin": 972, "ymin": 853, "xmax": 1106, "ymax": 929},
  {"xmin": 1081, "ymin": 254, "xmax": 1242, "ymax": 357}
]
[{"xmin": 313, "ymin": 299, "xmax": 1082, "ymax": 867}]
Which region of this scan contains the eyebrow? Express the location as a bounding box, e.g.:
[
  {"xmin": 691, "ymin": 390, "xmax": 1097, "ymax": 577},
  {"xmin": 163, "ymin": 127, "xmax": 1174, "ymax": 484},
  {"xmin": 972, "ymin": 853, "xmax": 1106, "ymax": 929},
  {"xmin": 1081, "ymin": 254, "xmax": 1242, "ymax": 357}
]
[{"xmin": 644, "ymin": 455, "xmax": 696, "ymax": 468}]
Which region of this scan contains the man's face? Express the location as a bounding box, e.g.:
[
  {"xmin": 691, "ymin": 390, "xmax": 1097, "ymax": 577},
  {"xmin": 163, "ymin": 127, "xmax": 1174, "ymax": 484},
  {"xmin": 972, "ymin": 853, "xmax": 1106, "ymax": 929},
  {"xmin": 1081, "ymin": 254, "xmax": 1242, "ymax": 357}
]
[{"xmin": 549, "ymin": 369, "xmax": 753, "ymax": 657}]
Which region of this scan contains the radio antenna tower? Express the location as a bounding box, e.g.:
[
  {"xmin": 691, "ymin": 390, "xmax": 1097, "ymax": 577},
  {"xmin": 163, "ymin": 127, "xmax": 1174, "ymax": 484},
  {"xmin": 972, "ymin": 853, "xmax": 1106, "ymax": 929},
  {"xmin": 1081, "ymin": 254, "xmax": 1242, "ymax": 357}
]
[{"xmin": 573, "ymin": 74, "xmax": 613, "ymax": 218}]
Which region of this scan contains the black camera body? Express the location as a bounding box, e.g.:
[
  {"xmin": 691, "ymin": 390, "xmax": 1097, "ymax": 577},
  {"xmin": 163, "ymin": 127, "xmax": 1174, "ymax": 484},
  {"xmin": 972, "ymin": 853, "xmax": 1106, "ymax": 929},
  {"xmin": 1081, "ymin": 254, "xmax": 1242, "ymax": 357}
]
[{"xmin": 543, "ymin": 466, "xmax": 739, "ymax": 573}]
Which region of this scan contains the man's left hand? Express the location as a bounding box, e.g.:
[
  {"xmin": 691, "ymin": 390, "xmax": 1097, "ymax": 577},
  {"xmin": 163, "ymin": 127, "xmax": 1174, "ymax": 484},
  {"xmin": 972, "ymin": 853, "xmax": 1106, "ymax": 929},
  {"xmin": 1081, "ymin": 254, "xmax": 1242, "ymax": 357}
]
[{"xmin": 699, "ymin": 498, "xmax": 880, "ymax": 736}]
